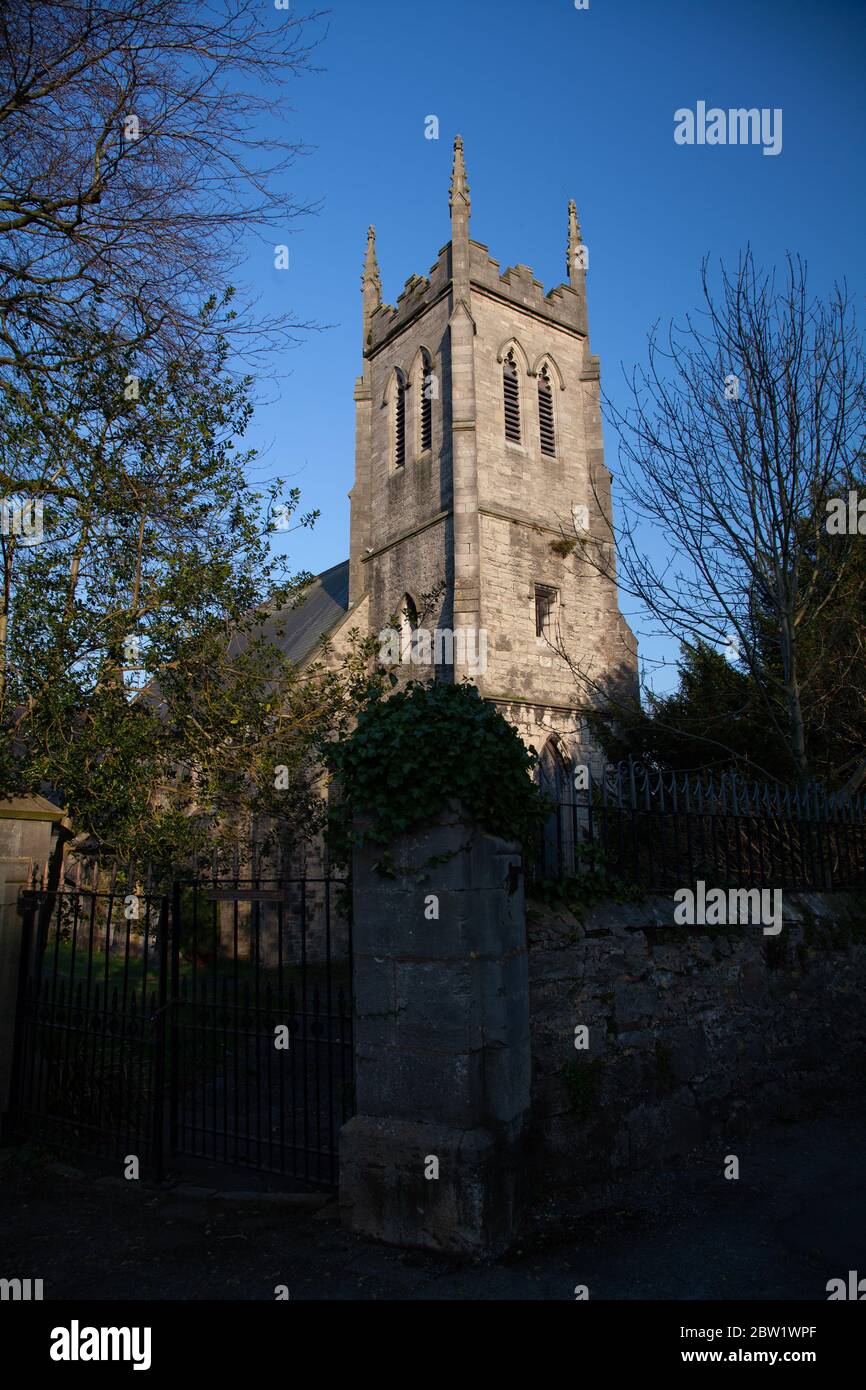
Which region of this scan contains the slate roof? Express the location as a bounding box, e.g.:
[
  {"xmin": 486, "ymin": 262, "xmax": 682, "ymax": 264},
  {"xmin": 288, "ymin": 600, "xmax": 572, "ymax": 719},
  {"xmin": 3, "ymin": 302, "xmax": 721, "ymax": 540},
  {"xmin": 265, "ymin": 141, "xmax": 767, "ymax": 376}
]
[{"xmin": 250, "ymin": 559, "xmax": 351, "ymax": 666}]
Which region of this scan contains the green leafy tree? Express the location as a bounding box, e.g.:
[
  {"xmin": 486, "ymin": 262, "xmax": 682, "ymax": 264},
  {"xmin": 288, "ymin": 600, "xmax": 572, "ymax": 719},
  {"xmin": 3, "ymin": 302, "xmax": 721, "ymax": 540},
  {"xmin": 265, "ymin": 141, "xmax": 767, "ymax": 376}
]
[
  {"xmin": 1, "ymin": 306, "xmax": 381, "ymax": 865},
  {"xmin": 586, "ymin": 641, "xmax": 789, "ymax": 779}
]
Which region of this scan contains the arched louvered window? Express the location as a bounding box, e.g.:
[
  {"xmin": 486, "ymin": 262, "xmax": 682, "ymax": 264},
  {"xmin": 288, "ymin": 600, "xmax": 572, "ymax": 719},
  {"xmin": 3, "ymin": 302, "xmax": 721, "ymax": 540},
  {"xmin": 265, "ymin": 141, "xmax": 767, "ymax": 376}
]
[
  {"xmin": 395, "ymin": 374, "xmax": 406, "ymax": 468},
  {"xmin": 503, "ymin": 350, "xmax": 521, "ymax": 443},
  {"xmin": 538, "ymin": 365, "xmax": 556, "ymax": 456},
  {"xmin": 420, "ymin": 354, "xmax": 433, "ymax": 453}
]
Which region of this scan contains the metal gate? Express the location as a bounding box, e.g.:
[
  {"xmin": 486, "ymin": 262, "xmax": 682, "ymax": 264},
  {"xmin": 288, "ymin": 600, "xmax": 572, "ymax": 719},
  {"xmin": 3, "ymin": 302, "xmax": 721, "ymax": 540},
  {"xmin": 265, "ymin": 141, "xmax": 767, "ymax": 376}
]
[{"xmin": 9, "ymin": 875, "xmax": 353, "ymax": 1188}]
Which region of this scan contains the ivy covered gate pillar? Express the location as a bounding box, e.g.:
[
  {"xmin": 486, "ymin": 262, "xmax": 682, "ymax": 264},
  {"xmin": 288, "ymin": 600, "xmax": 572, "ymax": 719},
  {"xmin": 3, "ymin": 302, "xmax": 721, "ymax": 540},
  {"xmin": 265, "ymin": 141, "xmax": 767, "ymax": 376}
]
[{"xmin": 339, "ymin": 809, "xmax": 531, "ymax": 1255}]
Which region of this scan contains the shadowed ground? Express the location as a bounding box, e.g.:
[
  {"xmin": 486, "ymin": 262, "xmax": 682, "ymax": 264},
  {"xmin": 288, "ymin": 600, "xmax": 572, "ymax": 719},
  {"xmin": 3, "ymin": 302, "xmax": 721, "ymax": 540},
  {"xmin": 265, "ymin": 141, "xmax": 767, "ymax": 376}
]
[{"xmin": 1, "ymin": 1104, "xmax": 863, "ymax": 1300}]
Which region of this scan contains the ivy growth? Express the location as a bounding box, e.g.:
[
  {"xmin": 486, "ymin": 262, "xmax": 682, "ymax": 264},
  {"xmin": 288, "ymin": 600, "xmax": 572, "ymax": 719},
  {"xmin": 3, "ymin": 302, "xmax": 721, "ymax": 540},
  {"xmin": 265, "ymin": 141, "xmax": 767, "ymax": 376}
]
[
  {"xmin": 323, "ymin": 679, "xmax": 546, "ymax": 865},
  {"xmin": 531, "ymin": 843, "xmax": 647, "ymax": 917}
]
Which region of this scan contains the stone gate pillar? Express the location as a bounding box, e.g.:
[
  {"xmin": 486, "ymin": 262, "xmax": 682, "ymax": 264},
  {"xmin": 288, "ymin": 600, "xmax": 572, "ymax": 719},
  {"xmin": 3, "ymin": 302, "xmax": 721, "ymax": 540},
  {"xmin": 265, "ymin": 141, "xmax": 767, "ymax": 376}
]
[
  {"xmin": 0, "ymin": 796, "xmax": 64, "ymax": 1131},
  {"xmin": 339, "ymin": 810, "xmax": 530, "ymax": 1255}
]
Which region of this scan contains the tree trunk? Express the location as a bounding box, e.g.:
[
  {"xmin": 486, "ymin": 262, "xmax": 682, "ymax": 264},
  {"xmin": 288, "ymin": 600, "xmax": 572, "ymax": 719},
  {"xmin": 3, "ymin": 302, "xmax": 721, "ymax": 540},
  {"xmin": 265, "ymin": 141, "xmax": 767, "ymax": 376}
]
[{"xmin": 780, "ymin": 611, "xmax": 809, "ymax": 787}]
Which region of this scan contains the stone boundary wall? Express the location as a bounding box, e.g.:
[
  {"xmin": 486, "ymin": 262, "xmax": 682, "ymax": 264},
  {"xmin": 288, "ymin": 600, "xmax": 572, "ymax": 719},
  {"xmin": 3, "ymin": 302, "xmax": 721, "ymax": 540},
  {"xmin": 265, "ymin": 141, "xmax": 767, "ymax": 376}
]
[{"xmin": 528, "ymin": 890, "xmax": 866, "ymax": 1184}]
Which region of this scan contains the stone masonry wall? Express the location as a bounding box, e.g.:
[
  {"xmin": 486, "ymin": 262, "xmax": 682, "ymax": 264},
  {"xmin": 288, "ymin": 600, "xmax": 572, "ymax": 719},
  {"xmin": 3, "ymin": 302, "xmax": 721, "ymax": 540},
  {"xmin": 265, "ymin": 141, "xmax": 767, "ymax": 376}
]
[
  {"xmin": 341, "ymin": 814, "xmax": 531, "ymax": 1253},
  {"xmin": 470, "ymin": 285, "xmax": 636, "ymax": 715},
  {"xmin": 528, "ymin": 890, "xmax": 866, "ymax": 1186},
  {"xmin": 362, "ymin": 272, "xmax": 453, "ymax": 683}
]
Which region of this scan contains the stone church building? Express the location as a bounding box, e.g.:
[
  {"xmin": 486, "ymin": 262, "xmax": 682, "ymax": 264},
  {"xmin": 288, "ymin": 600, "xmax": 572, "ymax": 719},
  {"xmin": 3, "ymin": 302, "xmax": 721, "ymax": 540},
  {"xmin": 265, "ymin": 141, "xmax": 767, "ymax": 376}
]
[{"xmin": 277, "ymin": 136, "xmax": 636, "ymax": 797}]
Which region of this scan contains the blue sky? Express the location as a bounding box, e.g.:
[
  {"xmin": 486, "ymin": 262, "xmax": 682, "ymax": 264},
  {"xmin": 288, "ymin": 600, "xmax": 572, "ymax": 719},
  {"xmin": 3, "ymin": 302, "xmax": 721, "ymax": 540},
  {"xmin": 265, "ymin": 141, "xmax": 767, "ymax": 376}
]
[{"xmin": 238, "ymin": 0, "xmax": 866, "ymax": 689}]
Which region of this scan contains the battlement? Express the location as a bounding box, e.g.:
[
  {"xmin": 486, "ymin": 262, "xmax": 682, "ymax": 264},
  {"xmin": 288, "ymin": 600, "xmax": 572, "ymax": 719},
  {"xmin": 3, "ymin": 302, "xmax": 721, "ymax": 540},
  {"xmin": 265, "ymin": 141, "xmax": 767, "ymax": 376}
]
[
  {"xmin": 367, "ymin": 246, "xmax": 451, "ymax": 354},
  {"xmin": 469, "ymin": 243, "xmax": 586, "ymax": 335},
  {"xmin": 362, "ymin": 136, "xmax": 591, "ymax": 362},
  {"xmin": 366, "ymin": 236, "xmax": 586, "ymax": 356}
]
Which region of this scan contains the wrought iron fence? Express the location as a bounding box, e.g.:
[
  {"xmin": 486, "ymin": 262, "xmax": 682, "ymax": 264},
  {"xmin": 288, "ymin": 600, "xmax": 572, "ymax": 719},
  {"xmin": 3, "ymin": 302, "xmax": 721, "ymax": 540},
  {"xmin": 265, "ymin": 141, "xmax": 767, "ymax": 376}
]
[
  {"xmin": 170, "ymin": 876, "xmax": 352, "ymax": 1187},
  {"xmin": 11, "ymin": 882, "xmax": 168, "ymax": 1168},
  {"xmin": 533, "ymin": 760, "xmax": 866, "ymax": 892},
  {"xmin": 9, "ymin": 870, "xmax": 353, "ymax": 1188}
]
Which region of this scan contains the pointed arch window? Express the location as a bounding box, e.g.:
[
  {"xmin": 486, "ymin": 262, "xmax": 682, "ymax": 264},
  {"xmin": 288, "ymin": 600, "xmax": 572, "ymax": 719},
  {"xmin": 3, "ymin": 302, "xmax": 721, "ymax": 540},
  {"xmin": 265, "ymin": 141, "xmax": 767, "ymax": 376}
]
[
  {"xmin": 538, "ymin": 365, "xmax": 556, "ymax": 456},
  {"xmin": 400, "ymin": 593, "xmax": 419, "ymax": 662},
  {"xmin": 539, "ymin": 737, "xmax": 571, "ymax": 803},
  {"xmin": 420, "ymin": 352, "xmax": 434, "ymax": 453},
  {"xmin": 394, "ymin": 373, "xmax": 406, "ymax": 468},
  {"xmin": 538, "ymin": 737, "xmax": 576, "ymax": 877},
  {"xmin": 503, "ymin": 350, "xmax": 521, "ymax": 443}
]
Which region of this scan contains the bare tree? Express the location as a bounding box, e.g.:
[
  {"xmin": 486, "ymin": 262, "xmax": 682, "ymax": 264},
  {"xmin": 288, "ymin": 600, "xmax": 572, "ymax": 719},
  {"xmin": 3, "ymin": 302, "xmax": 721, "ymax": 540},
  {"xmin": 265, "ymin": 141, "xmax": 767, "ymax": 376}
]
[
  {"xmin": 554, "ymin": 251, "xmax": 866, "ymax": 789},
  {"xmin": 0, "ymin": 0, "xmax": 326, "ymax": 399}
]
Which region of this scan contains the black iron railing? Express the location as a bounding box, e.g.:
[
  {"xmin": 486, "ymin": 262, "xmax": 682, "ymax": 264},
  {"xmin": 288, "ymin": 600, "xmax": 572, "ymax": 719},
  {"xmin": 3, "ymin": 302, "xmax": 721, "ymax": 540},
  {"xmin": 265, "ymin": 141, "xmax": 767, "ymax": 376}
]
[
  {"xmin": 533, "ymin": 761, "xmax": 866, "ymax": 892},
  {"xmin": 169, "ymin": 876, "xmax": 352, "ymax": 1187},
  {"xmin": 11, "ymin": 884, "xmax": 167, "ymax": 1167},
  {"xmin": 9, "ymin": 872, "xmax": 353, "ymax": 1188}
]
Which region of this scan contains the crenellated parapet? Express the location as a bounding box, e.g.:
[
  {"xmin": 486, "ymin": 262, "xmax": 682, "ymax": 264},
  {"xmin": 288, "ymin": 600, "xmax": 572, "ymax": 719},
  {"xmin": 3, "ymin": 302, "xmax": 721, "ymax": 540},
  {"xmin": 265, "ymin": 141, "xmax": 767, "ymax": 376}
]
[
  {"xmin": 367, "ymin": 239, "xmax": 588, "ymax": 356},
  {"xmin": 366, "ymin": 247, "xmax": 451, "ymax": 354},
  {"xmin": 468, "ymin": 242, "xmax": 587, "ymax": 337}
]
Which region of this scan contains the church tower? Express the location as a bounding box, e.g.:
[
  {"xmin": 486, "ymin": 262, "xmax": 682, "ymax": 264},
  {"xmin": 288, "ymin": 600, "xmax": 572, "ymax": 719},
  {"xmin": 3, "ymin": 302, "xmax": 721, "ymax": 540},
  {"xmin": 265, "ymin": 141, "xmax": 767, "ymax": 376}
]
[{"xmin": 348, "ymin": 137, "xmax": 637, "ymax": 774}]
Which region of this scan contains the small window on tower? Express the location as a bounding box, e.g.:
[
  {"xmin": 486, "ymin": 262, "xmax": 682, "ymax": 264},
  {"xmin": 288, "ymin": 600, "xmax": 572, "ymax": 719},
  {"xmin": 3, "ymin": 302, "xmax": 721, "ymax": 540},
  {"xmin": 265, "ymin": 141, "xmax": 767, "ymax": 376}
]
[
  {"xmin": 503, "ymin": 350, "xmax": 521, "ymax": 443},
  {"xmin": 538, "ymin": 366, "xmax": 556, "ymax": 456},
  {"xmin": 535, "ymin": 584, "xmax": 558, "ymax": 640}
]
